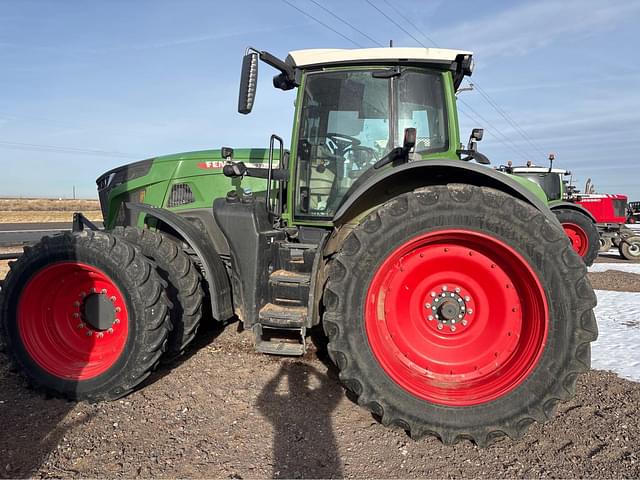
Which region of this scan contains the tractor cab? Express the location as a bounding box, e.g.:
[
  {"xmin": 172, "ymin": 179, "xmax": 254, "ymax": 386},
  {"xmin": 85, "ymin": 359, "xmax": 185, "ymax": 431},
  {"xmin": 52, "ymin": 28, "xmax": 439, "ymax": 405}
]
[
  {"xmin": 497, "ymin": 164, "xmax": 570, "ymax": 202},
  {"xmin": 226, "ymin": 47, "xmax": 478, "ymax": 223}
]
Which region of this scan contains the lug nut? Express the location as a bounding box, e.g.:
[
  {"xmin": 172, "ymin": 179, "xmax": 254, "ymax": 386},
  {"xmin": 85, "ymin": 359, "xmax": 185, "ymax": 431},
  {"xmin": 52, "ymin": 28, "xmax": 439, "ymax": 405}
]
[
  {"xmin": 428, "ymin": 315, "xmax": 434, "ymax": 321},
  {"xmin": 425, "ymin": 303, "xmax": 431, "ymax": 308},
  {"xmin": 437, "ymin": 323, "xmax": 443, "ymax": 330},
  {"xmin": 442, "ymin": 285, "xmax": 448, "ymax": 291},
  {"xmin": 451, "ymin": 325, "xmax": 457, "ymax": 332},
  {"xmin": 101, "ymin": 288, "xmax": 107, "ymax": 294},
  {"xmin": 464, "ymin": 296, "xmax": 471, "ymax": 302},
  {"xmin": 113, "ymin": 318, "xmax": 120, "ymax": 324},
  {"xmin": 455, "ymin": 287, "xmax": 461, "ymax": 293},
  {"xmin": 115, "ymin": 307, "xmax": 121, "ymax": 313},
  {"xmin": 430, "ymin": 292, "xmax": 436, "ymax": 298},
  {"xmin": 110, "ymin": 296, "xmax": 116, "ymax": 302},
  {"xmin": 72, "ymin": 313, "xmax": 79, "ymax": 319},
  {"xmin": 462, "ymin": 319, "xmax": 468, "ymax": 326},
  {"xmin": 467, "ymin": 308, "xmax": 473, "ymax": 314}
]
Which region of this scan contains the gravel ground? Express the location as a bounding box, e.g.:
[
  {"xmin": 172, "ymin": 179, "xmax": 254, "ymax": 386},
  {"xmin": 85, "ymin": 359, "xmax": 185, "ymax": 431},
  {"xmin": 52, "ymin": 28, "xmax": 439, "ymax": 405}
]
[{"xmin": 0, "ymin": 264, "xmax": 639, "ymax": 479}]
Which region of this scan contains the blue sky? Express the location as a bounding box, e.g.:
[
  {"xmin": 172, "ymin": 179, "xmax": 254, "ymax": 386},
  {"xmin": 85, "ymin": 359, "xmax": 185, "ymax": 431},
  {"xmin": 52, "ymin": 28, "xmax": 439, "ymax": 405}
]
[{"xmin": 1, "ymin": 0, "xmax": 639, "ymax": 198}]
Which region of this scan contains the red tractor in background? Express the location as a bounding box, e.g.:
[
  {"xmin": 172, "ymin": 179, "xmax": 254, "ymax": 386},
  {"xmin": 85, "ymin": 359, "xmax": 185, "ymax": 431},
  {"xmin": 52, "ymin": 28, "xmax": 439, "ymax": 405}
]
[
  {"xmin": 574, "ymin": 185, "xmax": 640, "ymax": 260},
  {"xmin": 562, "ymin": 177, "xmax": 639, "ymax": 260}
]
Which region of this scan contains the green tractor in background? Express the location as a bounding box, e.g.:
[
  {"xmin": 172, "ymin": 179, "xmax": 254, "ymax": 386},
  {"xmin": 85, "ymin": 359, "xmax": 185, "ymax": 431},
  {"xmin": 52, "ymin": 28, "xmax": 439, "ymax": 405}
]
[
  {"xmin": 497, "ymin": 157, "xmax": 601, "ymax": 266},
  {"xmin": 0, "ymin": 47, "xmax": 597, "ymax": 446}
]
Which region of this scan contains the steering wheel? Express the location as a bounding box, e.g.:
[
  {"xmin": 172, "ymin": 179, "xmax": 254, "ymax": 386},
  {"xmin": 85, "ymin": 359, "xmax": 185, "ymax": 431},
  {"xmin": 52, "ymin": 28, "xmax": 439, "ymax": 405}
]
[{"xmin": 325, "ymin": 132, "xmax": 362, "ymax": 148}]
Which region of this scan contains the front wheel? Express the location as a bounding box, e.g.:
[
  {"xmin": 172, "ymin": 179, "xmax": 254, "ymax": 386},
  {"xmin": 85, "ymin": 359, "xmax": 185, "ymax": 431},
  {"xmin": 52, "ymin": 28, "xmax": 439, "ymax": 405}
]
[
  {"xmin": 323, "ymin": 185, "xmax": 597, "ymax": 445},
  {"xmin": 0, "ymin": 231, "xmax": 172, "ymax": 401}
]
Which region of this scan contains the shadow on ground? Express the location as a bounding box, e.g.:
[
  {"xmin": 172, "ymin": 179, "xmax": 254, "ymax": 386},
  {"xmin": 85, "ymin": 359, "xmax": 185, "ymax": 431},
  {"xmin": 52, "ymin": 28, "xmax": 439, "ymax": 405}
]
[{"xmin": 257, "ymin": 359, "xmax": 343, "ymax": 479}]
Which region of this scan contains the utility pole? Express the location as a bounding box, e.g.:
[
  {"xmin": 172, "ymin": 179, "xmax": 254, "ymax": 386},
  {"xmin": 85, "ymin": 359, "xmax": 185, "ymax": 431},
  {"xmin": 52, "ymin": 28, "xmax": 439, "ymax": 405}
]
[{"xmin": 73, "ymin": 186, "xmax": 76, "ymax": 200}]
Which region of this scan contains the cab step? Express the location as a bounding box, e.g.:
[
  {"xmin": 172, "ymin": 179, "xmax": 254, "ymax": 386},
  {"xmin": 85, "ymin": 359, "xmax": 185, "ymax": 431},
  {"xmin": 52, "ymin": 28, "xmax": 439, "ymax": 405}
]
[
  {"xmin": 259, "ymin": 303, "xmax": 307, "ymax": 327},
  {"xmin": 253, "ymin": 324, "xmax": 306, "ymax": 356}
]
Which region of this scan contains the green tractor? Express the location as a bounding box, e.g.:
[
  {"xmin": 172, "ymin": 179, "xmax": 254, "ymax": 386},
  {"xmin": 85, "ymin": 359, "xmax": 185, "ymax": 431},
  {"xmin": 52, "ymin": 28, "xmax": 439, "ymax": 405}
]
[
  {"xmin": 497, "ymin": 157, "xmax": 601, "ymax": 266},
  {"xmin": 0, "ymin": 47, "xmax": 597, "ymax": 446}
]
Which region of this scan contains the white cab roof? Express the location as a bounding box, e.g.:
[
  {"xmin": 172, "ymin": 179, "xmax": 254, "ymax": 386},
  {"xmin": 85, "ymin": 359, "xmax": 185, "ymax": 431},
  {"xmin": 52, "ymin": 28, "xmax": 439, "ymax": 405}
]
[
  {"xmin": 511, "ymin": 166, "xmax": 568, "ymax": 174},
  {"xmin": 286, "ymin": 47, "xmax": 472, "ymax": 68}
]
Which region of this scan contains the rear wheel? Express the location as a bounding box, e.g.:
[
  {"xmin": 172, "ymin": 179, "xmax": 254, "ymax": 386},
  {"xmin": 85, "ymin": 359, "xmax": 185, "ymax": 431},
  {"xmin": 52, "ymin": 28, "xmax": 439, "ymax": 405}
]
[
  {"xmin": 553, "ymin": 208, "xmax": 599, "ymax": 266},
  {"xmin": 0, "ymin": 231, "xmax": 172, "ymax": 401},
  {"xmin": 323, "ymin": 185, "xmax": 597, "ymax": 445},
  {"xmin": 619, "ymin": 235, "xmax": 640, "ymax": 261},
  {"xmin": 112, "ymin": 227, "xmax": 204, "ymax": 358}
]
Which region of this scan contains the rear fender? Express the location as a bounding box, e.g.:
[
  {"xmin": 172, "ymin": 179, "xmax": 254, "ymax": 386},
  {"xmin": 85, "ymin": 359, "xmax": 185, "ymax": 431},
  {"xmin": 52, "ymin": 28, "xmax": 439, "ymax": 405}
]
[
  {"xmin": 333, "ymin": 160, "xmax": 557, "ymax": 225},
  {"xmin": 125, "ymin": 203, "xmax": 234, "ymax": 321}
]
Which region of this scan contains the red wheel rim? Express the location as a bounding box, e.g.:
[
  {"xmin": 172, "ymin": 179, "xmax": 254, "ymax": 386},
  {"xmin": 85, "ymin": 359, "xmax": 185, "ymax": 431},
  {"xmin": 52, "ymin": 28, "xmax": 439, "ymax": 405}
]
[
  {"xmin": 562, "ymin": 222, "xmax": 589, "ymax": 257},
  {"xmin": 17, "ymin": 262, "xmax": 129, "ymax": 380},
  {"xmin": 365, "ymin": 229, "xmax": 548, "ymax": 406}
]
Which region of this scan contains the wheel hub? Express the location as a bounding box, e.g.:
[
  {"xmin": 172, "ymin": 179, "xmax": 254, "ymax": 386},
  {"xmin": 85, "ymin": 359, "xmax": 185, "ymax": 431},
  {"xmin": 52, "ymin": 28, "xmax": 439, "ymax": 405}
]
[
  {"xmin": 425, "ymin": 286, "xmax": 474, "ymax": 333},
  {"xmin": 81, "ymin": 293, "xmax": 117, "ymax": 331}
]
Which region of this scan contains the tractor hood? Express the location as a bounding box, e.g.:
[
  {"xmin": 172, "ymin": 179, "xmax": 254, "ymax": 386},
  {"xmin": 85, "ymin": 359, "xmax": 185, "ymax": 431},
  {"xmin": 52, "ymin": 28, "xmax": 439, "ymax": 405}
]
[{"xmin": 96, "ymin": 148, "xmax": 281, "ymax": 224}]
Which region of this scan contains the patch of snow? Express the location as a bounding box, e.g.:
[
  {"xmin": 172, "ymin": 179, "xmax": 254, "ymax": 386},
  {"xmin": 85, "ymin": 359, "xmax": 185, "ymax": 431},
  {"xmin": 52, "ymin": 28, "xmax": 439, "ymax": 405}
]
[
  {"xmin": 592, "ymin": 289, "xmax": 640, "ymax": 382},
  {"xmin": 589, "ymin": 263, "xmax": 640, "ymax": 274}
]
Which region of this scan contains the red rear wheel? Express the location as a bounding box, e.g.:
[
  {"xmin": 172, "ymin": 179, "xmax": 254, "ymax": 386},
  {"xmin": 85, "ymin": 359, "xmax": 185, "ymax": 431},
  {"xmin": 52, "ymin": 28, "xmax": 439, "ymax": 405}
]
[
  {"xmin": 324, "ymin": 185, "xmax": 598, "ymax": 445},
  {"xmin": 365, "ymin": 230, "xmax": 548, "ymax": 406},
  {"xmin": 562, "ymin": 222, "xmax": 589, "ymax": 257},
  {"xmin": 18, "ymin": 262, "xmax": 129, "ymax": 380}
]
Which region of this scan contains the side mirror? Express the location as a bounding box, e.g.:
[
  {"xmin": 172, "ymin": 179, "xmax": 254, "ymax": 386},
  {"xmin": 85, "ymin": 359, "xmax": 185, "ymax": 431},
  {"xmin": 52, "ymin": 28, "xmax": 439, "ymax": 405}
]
[
  {"xmin": 471, "ymin": 128, "xmax": 484, "ymax": 141},
  {"xmin": 238, "ymin": 51, "xmax": 259, "ymax": 114},
  {"xmin": 403, "ymin": 127, "xmax": 416, "ymax": 151},
  {"xmin": 221, "ymin": 146, "xmax": 234, "ymax": 160}
]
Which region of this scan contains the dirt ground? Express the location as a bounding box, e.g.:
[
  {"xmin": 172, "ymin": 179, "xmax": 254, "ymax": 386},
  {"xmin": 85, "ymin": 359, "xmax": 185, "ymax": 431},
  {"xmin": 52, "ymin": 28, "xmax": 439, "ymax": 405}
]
[{"xmin": 0, "ymin": 268, "xmax": 639, "ymax": 478}]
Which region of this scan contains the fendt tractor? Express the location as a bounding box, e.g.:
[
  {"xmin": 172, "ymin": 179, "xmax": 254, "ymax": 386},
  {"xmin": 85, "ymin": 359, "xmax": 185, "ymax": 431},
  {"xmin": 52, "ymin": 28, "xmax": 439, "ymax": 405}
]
[
  {"xmin": 501, "ymin": 160, "xmax": 640, "ymax": 261},
  {"xmin": 497, "ymin": 158, "xmax": 600, "ymax": 265},
  {"xmin": 0, "ymin": 47, "xmax": 597, "ymax": 446}
]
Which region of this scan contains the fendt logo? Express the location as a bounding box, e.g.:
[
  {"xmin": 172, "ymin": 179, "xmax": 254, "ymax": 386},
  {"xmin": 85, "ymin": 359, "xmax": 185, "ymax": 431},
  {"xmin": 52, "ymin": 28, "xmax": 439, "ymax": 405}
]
[{"xmin": 197, "ymin": 161, "xmax": 225, "ymax": 169}]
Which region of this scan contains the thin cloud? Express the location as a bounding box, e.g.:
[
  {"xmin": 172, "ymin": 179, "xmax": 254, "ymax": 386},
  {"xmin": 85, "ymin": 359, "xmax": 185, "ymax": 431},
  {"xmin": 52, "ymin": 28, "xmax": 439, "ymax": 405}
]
[{"xmin": 434, "ymin": 0, "xmax": 640, "ymax": 58}]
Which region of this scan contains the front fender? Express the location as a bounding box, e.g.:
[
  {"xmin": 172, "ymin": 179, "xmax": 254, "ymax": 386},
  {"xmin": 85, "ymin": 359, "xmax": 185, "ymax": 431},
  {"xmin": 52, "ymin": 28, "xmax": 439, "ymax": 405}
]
[
  {"xmin": 333, "ymin": 160, "xmax": 556, "ymax": 225},
  {"xmin": 125, "ymin": 203, "xmax": 234, "ymax": 322}
]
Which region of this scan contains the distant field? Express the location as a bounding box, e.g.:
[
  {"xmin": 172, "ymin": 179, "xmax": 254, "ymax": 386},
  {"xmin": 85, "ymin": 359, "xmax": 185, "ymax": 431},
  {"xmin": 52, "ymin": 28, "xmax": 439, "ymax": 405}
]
[{"xmin": 0, "ymin": 198, "xmax": 102, "ymax": 223}]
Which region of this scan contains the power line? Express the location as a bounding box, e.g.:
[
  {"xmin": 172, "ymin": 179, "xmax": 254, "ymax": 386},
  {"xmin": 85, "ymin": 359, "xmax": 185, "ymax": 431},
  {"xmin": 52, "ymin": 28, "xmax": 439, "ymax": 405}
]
[
  {"xmin": 364, "ymin": 0, "xmax": 426, "ymax": 47},
  {"xmin": 457, "ymin": 106, "xmax": 529, "ymax": 163},
  {"xmin": 473, "ymin": 83, "xmax": 548, "ymax": 158},
  {"xmin": 379, "ymin": 0, "xmax": 439, "ymax": 47},
  {"xmin": 307, "ymin": 0, "xmax": 384, "ymax": 47},
  {"xmin": 281, "ymin": 0, "xmax": 364, "ymax": 47},
  {"xmin": 0, "ymin": 140, "xmax": 138, "ymax": 159},
  {"xmin": 457, "ymin": 100, "xmax": 534, "ymax": 162},
  {"xmin": 365, "ymin": 0, "xmax": 548, "ymax": 161}
]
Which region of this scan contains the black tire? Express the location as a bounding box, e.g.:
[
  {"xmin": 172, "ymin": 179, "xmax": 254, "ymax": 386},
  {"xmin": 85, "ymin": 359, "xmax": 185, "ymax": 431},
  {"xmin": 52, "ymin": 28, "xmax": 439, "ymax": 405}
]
[
  {"xmin": 553, "ymin": 208, "xmax": 600, "ymax": 266},
  {"xmin": 323, "ymin": 184, "xmax": 597, "ymax": 446},
  {"xmin": 0, "ymin": 231, "xmax": 172, "ymax": 401},
  {"xmin": 112, "ymin": 226, "xmax": 204, "ymax": 358},
  {"xmin": 599, "ymin": 236, "xmax": 613, "ymax": 253},
  {"xmin": 619, "ymin": 235, "xmax": 640, "ymax": 261}
]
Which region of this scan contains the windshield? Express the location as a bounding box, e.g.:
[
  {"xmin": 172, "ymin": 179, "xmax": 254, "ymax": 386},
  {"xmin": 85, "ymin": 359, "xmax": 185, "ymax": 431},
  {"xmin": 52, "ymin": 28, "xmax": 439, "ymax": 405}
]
[
  {"xmin": 295, "ymin": 68, "xmax": 447, "ymax": 219},
  {"xmin": 517, "ymin": 173, "xmax": 562, "ymax": 201}
]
